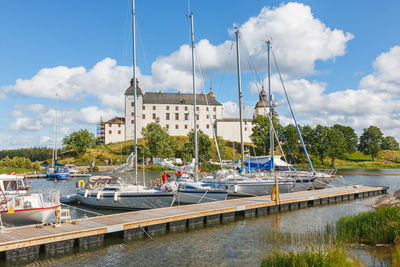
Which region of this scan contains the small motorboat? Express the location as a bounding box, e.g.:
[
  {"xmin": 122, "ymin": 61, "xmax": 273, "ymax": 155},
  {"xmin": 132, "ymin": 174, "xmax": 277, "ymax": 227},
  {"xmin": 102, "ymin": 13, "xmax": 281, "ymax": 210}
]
[{"xmin": 0, "ymin": 174, "xmax": 60, "ymax": 225}]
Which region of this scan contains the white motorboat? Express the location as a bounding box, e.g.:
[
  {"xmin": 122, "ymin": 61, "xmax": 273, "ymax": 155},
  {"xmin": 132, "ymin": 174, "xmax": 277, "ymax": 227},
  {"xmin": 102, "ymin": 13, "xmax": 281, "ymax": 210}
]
[
  {"xmin": 75, "ymin": 176, "xmax": 176, "ymax": 210},
  {"xmin": 0, "ymin": 174, "xmax": 60, "ymax": 225}
]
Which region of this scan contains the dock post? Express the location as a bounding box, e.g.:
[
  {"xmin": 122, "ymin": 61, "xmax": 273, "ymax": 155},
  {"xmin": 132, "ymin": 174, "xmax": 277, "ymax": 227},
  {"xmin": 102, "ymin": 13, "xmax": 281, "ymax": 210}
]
[
  {"xmin": 77, "ymin": 234, "xmax": 104, "ymax": 248},
  {"xmin": 187, "ymin": 217, "xmax": 204, "ymax": 229},
  {"xmin": 123, "ymin": 228, "xmax": 144, "ymax": 240},
  {"xmin": 221, "ymin": 212, "xmax": 235, "ymax": 223},
  {"xmin": 168, "ymin": 220, "xmax": 187, "ymax": 232},
  {"xmin": 147, "ymin": 223, "xmax": 167, "ymax": 235},
  {"xmin": 43, "ymin": 240, "xmax": 75, "ymax": 254},
  {"xmin": 3, "ymin": 246, "xmax": 40, "ymax": 260}
]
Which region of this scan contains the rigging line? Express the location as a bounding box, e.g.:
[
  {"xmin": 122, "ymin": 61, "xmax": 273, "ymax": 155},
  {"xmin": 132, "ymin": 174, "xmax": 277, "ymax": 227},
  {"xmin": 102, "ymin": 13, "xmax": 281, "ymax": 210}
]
[
  {"xmin": 194, "ymin": 46, "xmax": 224, "ymax": 169},
  {"xmin": 135, "ymin": 20, "xmax": 151, "ymax": 74},
  {"xmin": 122, "ymin": 0, "xmax": 132, "ymax": 62},
  {"xmin": 271, "ymin": 48, "xmax": 314, "ymax": 172},
  {"xmin": 239, "ymin": 33, "xmax": 264, "ymax": 89},
  {"xmin": 277, "ymin": 127, "xmax": 299, "ymax": 166}
]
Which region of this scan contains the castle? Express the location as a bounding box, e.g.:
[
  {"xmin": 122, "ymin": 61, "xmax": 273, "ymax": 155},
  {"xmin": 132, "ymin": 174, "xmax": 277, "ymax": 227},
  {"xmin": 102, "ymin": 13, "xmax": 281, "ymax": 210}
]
[{"xmin": 97, "ymin": 79, "xmax": 270, "ymax": 144}]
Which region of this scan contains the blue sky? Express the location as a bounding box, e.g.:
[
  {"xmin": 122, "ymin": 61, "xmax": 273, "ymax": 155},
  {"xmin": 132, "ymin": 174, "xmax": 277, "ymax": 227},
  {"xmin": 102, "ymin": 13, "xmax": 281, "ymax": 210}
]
[{"xmin": 0, "ymin": 0, "xmax": 400, "ymax": 149}]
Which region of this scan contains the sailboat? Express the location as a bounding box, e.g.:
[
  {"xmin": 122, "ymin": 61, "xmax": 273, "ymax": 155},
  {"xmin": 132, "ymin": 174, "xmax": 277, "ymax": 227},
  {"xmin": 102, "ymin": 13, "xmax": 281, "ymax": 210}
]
[
  {"xmin": 171, "ymin": 12, "xmax": 228, "ymax": 204},
  {"xmin": 201, "ymin": 31, "xmax": 297, "ymax": 197},
  {"xmin": 45, "ymin": 94, "xmax": 70, "ymax": 180},
  {"xmin": 74, "ymin": 0, "xmax": 176, "ymax": 210},
  {"xmin": 240, "ymin": 39, "xmax": 337, "ymax": 190}
]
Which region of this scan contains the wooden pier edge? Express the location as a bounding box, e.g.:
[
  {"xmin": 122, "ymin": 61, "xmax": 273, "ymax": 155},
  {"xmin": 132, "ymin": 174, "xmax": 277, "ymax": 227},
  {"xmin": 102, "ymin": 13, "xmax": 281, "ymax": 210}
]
[{"xmin": 0, "ymin": 185, "xmax": 388, "ymax": 260}]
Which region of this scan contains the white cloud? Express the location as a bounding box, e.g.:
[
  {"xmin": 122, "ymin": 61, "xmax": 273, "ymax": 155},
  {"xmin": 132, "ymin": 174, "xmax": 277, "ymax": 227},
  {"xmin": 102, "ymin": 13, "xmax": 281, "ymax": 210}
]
[
  {"xmin": 359, "ymin": 46, "xmax": 400, "ymax": 95},
  {"xmin": 1, "ymin": 3, "xmax": 352, "ymax": 104}
]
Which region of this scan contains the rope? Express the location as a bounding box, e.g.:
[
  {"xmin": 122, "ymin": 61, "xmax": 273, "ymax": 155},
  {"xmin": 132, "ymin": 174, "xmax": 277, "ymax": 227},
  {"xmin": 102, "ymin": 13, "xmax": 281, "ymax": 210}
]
[
  {"xmin": 61, "ymin": 203, "xmax": 104, "ymax": 216},
  {"xmin": 138, "ymin": 224, "xmax": 154, "ymax": 240},
  {"xmin": 271, "ymin": 48, "xmax": 314, "ymax": 172}
]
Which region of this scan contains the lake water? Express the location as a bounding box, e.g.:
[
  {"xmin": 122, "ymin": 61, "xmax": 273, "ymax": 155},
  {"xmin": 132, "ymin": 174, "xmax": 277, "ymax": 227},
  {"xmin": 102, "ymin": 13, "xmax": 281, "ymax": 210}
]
[{"xmin": 8, "ymin": 169, "xmax": 400, "ymax": 266}]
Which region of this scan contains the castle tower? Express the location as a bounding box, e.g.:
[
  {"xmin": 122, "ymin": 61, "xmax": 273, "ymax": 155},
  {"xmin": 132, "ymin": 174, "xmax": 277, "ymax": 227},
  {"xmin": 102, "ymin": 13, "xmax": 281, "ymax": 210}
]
[{"xmin": 124, "ymin": 79, "xmax": 143, "ymax": 140}]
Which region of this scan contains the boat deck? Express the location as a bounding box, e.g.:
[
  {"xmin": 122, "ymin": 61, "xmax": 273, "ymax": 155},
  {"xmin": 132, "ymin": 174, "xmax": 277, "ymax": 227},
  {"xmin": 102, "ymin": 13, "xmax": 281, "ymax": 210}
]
[{"xmin": 0, "ymin": 185, "xmax": 387, "ymax": 260}]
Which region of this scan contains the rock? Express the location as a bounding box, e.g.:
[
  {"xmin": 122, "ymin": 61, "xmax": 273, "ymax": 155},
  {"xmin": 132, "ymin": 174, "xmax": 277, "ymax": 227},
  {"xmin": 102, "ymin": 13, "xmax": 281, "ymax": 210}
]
[{"xmin": 373, "ymin": 190, "xmax": 400, "ymax": 208}]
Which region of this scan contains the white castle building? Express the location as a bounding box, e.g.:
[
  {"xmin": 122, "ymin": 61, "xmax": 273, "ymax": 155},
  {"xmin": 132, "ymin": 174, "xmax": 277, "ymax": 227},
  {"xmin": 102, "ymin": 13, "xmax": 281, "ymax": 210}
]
[{"xmin": 98, "ymin": 79, "xmax": 270, "ymax": 144}]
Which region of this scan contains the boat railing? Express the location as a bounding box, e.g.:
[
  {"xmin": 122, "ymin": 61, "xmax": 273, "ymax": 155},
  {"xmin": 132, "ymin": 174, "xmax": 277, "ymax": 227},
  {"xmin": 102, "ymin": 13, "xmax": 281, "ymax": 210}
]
[{"xmin": 48, "ymin": 190, "xmax": 60, "ymax": 204}]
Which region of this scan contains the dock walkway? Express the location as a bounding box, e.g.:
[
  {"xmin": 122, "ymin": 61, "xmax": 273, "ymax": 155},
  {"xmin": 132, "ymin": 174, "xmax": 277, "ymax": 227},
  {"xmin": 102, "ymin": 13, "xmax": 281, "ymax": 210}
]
[{"xmin": 0, "ymin": 185, "xmax": 387, "ymax": 260}]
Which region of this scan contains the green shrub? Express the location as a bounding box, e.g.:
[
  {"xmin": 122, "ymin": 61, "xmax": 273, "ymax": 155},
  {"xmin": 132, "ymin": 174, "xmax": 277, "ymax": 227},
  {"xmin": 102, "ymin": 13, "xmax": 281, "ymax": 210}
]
[{"xmin": 336, "ymin": 206, "xmax": 400, "ymax": 244}]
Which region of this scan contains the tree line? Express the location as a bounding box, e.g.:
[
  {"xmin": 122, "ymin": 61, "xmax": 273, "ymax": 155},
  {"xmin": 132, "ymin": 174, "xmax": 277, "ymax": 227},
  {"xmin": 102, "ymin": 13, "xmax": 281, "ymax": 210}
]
[
  {"xmin": 0, "ymin": 147, "xmax": 53, "ymax": 162},
  {"xmin": 250, "ymin": 115, "xmax": 399, "ymax": 165}
]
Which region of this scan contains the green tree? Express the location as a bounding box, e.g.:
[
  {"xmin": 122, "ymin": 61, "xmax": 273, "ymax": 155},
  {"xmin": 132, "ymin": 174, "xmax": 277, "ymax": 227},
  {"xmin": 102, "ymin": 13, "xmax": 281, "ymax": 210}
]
[
  {"xmin": 313, "ymin": 125, "xmax": 330, "ymax": 165},
  {"xmin": 358, "ymin": 126, "xmax": 383, "ymax": 161},
  {"xmin": 279, "ymin": 124, "xmax": 300, "ymax": 163},
  {"xmin": 215, "ymin": 136, "xmax": 227, "ymax": 160},
  {"xmin": 185, "ymin": 129, "xmax": 212, "ymax": 163},
  {"xmin": 141, "ymin": 122, "xmax": 177, "ymax": 158},
  {"xmin": 63, "ymin": 129, "xmax": 96, "ymax": 155},
  {"xmin": 381, "ymin": 136, "xmax": 399, "ymax": 150},
  {"xmin": 33, "ymin": 161, "xmax": 41, "ymax": 171},
  {"xmin": 326, "ymin": 127, "xmax": 347, "ymax": 166},
  {"xmin": 250, "ymin": 115, "xmax": 279, "ymax": 155},
  {"xmin": 333, "ymin": 124, "xmax": 358, "ymax": 154}
]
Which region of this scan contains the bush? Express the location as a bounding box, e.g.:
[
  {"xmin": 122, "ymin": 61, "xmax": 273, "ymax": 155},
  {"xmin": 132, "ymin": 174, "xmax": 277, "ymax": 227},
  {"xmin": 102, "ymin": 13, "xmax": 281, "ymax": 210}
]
[
  {"xmin": 261, "ymin": 246, "xmax": 363, "ymax": 267},
  {"xmin": 336, "ymin": 206, "xmax": 400, "ymax": 244}
]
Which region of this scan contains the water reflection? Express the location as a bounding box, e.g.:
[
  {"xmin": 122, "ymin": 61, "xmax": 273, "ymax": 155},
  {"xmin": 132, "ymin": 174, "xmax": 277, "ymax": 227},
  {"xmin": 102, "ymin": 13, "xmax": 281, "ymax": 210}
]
[{"xmin": 10, "ymin": 169, "xmax": 400, "ymax": 266}]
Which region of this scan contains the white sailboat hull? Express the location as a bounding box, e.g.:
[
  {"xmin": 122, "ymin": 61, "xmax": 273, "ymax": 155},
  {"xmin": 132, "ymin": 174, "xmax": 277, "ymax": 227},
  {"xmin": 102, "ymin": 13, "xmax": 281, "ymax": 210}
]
[
  {"xmin": 76, "ymin": 191, "xmax": 175, "ymax": 210},
  {"xmin": 0, "ymin": 205, "xmax": 59, "ymax": 225},
  {"xmin": 176, "ymin": 189, "xmax": 227, "ymax": 205}
]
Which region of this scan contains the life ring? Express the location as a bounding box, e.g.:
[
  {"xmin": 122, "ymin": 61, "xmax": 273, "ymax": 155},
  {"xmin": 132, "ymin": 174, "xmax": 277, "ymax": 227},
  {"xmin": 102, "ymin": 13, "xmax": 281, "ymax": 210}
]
[
  {"xmin": 78, "ymin": 180, "xmax": 85, "ymax": 190},
  {"xmin": 155, "ymin": 178, "xmax": 161, "ymax": 185}
]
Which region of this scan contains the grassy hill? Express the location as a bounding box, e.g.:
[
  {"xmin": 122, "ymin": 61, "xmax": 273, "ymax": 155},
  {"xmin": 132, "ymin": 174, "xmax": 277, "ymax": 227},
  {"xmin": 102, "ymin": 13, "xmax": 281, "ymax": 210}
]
[{"xmin": 58, "ymin": 138, "xmax": 400, "ymax": 170}]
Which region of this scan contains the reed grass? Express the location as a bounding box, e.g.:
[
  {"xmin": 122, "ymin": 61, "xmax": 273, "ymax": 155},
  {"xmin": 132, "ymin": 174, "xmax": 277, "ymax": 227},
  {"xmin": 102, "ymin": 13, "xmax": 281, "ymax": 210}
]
[
  {"xmin": 336, "ymin": 206, "xmax": 400, "ymax": 245},
  {"xmin": 261, "ymin": 245, "xmax": 364, "ymax": 267}
]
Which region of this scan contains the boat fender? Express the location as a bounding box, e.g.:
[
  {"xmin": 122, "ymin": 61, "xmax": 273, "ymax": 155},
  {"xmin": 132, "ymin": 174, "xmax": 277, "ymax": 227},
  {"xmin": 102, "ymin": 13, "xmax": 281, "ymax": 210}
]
[
  {"xmin": 78, "ymin": 180, "xmax": 85, "ymax": 190},
  {"xmin": 97, "ymin": 191, "xmax": 102, "ymax": 200},
  {"xmin": 233, "ymin": 184, "xmax": 238, "ymax": 193},
  {"xmin": 84, "ymin": 190, "xmax": 89, "ymax": 198},
  {"xmin": 114, "ymin": 192, "xmax": 118, "ymax": 202}
]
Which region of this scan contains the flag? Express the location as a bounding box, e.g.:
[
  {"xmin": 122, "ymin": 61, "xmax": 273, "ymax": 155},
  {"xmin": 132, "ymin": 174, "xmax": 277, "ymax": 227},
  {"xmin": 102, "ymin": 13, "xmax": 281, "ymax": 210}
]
[{"xmin": 89, "ymin": 156, "xmax": 96, "ymax": 172}]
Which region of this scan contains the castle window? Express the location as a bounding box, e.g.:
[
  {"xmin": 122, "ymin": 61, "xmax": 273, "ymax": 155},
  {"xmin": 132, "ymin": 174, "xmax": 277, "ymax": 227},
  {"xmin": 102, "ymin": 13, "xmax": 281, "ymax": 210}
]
[
  {"xmin": 153, "ymin": 113, "xmax": 156, "ymax": 120},
  {"xmin": 196, "ymin": 107, "xmax": 199, "ymax": 111},
  {"xmin": 166, "ymin": 124, "xmax": 169, "ymax": 129},
  {"xmin": 206, "ymin": 107, "xmax": 209, "ymax": 111},
  {"xmin": 142, "ymin": 114, "xmax": 145, "ymax": 119},
  {"xmin": 109, "ymin": 123, "xmax": 112, "ymax": 127},
  {"xmin": 143, "ymin": 106, "xmax": 145, "ymax": 110},
  {"xmin": 175, "ymin": 113, "xmax": 179, "ymax": 120},
  {"xmin": 184, "ymin": 125, "xmax": 188, "ymax": 129},
  {"xmin": 131, "ymin": 102, "xmax": 134, "ymax": 107},
  {"xmin": 185, "ymin": 113, "xmax": 189, "ymax": 120},
  {"xmin": 118, "ymin": 124, "xmax": 121, "ymax": 128},
  {"xmin": 206, "ymin": 114, "xmax": 209, "ymax": 119},
  {"xmin": 197, "ymin": 124, "xmax": 199, "ymax": 129},
  {"xmin": 175, "ymin": 106, "xmax": 179, "ymax": 111},
  {"xmin": 153, "ymin": 106, "xmax": 156, "ymax": 110},
  {"xmin": 245, "ymin": 127, "xmax": 247, "ymax": 131},
  {"xmin": 196, "ymin": 115, "xmax": 199, "ymax": 120},
  {"xmin": 213, "ymin": 115, "xmax": 216, "ymax": 119},
  {"xmin": 206, "ymin": 124, "xmax": 209, "ymax": 129},
  {"xmin": 185, "ymin": 106, "xmax": 188, "ymax": 111},
  {"xmin": 175, "ymin": 125, "xmax": 179, "ymax": 129},
  {"xmin": 131, "ymin": 120, "xmax": 134, "ymax": 124},
  {"xmin": 118, "ymin": 130, "xmax": 121, "ymax": 134},
  {"xmin": 166, "ymin": 113, "xmax": 170, "ymax": 120},
  {"xmin": 131, "ymin": 112, "xmax": 134, "ymax": 116},
  {"xmin": 213, "ymin": 107, "xmax": 216, "ymax": 111},
  {"xmin": 109, "ymin": 130, "xmax": 112, "ymax": 134},
  {"xmin": 166, "ymin": 106, "xmax": 169, "ymax": 110}
]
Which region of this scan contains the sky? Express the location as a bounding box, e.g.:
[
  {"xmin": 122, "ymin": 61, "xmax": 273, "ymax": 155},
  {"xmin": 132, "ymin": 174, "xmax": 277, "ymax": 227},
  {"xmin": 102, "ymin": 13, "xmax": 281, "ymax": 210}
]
[{"xmin": 0, "ymin": 0, "xmax": 400, "ymax": 150}]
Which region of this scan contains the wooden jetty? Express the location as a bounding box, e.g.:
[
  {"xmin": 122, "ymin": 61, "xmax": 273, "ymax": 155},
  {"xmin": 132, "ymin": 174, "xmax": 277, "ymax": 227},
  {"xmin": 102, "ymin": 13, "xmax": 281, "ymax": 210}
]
[{"xmin": 0, "ymin": 185, "xmax": 387, "ymax": 260}]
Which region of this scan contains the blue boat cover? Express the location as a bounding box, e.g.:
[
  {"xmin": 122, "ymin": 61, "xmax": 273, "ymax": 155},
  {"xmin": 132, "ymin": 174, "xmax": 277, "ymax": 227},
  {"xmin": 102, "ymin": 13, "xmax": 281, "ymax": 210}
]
[{"xmin": 244, "ymin": 158, "xmax": 273, "ymax": 170}]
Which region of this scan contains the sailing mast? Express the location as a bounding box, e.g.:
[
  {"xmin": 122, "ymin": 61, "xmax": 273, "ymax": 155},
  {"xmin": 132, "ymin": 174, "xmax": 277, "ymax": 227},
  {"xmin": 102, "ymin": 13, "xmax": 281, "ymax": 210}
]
[
  {"xmin": 189, "ymin": 12, "xmax": 198, "ymax": 180},
  {"xmin": 131, "ymin": 0, "xmax": 138, "ymax": 185},
  {"xmin": 267, "ymin": 40, "xmax": 274, "ymax": 172},
  {"xmin": 52, "ymin": 93, "xmax": 58, "ymax": 169},
  {"xmin": 235, "ymin": 29, "xmax": 245, "ymax": 174}
]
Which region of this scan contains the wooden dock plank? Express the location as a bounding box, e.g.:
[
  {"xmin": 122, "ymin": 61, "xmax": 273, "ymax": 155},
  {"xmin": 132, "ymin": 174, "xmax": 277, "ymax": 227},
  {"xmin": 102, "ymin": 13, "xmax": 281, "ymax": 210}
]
[{"xmin": 0, "ymin": 185, "xmax": 386, "ymax": 253}]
